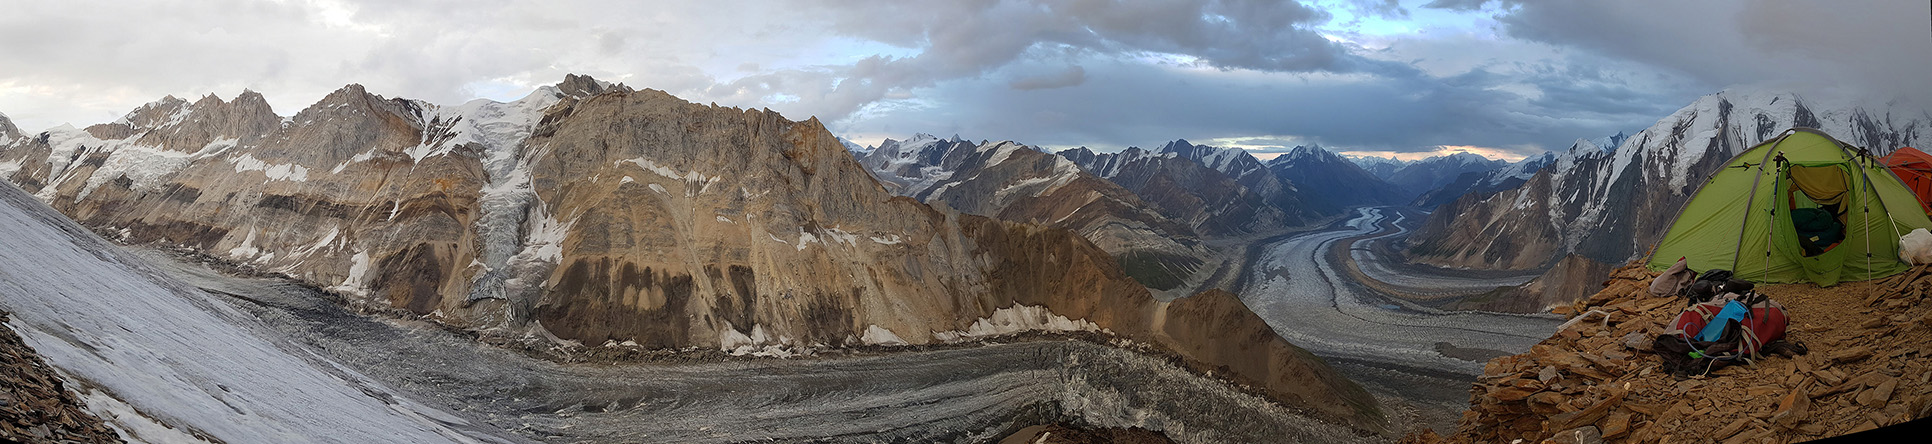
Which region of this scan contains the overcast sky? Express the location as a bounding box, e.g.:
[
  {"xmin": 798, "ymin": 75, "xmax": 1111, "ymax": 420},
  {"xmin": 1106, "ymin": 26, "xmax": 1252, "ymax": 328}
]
[{"xmin": 2, "ymin": 1, "xmax": 1927, "ymax": 161}]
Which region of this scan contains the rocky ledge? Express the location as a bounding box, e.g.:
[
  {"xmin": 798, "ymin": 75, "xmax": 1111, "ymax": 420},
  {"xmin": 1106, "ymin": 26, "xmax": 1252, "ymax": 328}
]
[{"xmin": 1407, "ymin": 264, "xmax": 1932, "ymax": 444}]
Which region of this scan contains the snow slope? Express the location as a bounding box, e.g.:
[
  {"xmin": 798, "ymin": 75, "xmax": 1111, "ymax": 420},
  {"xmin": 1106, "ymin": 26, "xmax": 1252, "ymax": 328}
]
[{"xmin": 0, "ymin": 183, "xmax": 514, "ymax": 444}]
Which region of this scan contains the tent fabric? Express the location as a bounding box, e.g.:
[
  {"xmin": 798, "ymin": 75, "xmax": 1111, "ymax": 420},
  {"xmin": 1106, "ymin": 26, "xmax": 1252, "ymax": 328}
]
[
  {"xmin": 1882, "ymin": 146, "xmax": 1932, "ymax": 215},
  {"xmin": 1789, "ymin": 164, "xmax": 1848, "ymax": 209},
  {"xmin": 1648, "ymin": 129, "xmax": 1932, "ymax": 286}
]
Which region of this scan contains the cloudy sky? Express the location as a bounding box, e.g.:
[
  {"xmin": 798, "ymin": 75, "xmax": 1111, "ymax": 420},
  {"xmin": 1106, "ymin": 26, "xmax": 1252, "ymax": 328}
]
[{"xmin": 2, "ymin": 1, "xmax": 1927, "ymax": 161}]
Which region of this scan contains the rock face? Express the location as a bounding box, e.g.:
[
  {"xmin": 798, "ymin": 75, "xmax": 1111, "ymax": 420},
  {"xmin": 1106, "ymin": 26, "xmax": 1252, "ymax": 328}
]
[
  {"xmin": 856, "ymin": 135, "xmax": 1208, "ymax": 290},
  {"xmin": 1266, "ymin": 144, "xmax": 1407, "ymax": 213},
  {"xmin": 1057, "ymin": 142, "xmax": 1317, "ymax": 236},
  {"xmin": 1409, "ymin": 263, "xmax": 1932, "ymax": 444},
  {"xmin": 0, "ymin": 75, "xmax": 1380, "ymax": 430},
  {"xmin": 1408, "ymin": 90, "xmax": 1932, "ymax": 308}
]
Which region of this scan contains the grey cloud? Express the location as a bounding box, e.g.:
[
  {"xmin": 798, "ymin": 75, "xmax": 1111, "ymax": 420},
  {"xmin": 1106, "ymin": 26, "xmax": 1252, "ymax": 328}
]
[
  {"xmin": 1495, "ymin": 1, "xmax": 1932, "ymax": 101},
  {"xmin": 1008, "ymin": 65, "xmax": 1087, "ymax": 90},
  {"xmin": 684, "ymin": 0, "xmax": 1383, "ymax": 124},
  {"xmin": 833, "ymin": 56, "xmax": 1640, "ymax": 160},
  {"xmin": 1419, "ymin": 0, "xmax": 1496, "ymax": 11},
  {"xmin": 1344, "ymin": 0, "xmax": 1409, "ymax": 19}
]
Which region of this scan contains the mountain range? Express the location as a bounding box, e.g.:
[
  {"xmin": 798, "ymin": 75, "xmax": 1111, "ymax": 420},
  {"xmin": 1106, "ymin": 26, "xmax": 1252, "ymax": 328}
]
[{"xmin": 0, "ymin": 74, "xmax": 1381, "ymax": 430}]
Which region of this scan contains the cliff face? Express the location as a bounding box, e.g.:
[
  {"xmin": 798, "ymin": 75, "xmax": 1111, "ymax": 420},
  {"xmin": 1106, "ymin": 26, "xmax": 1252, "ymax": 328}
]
[
  {"xmin": 1407, "ymin": 91, "xmax": 1932, "ymax": 309},
  {"xmin": 0, "ymin": 75, "xmax": 1380, "ymax": 430}
]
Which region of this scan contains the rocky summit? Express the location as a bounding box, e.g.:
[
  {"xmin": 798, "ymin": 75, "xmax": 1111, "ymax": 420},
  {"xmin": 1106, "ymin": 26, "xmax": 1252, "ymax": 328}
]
[{"xmin": 0, "ymin": 75, "xmax": 1381, "ymax": 431}]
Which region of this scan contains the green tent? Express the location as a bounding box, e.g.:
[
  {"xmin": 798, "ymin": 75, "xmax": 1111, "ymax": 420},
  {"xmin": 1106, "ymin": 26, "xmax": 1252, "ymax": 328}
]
[{"xmin": 1648, "ymin": 128, "xmax": 1932, "ymax": 286}]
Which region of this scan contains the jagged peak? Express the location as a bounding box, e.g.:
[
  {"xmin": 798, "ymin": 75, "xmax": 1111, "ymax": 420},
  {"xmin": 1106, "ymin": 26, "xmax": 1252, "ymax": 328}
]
[
  {"xmin": 0, "ymin": 111, "xmax": 18, "ymax": 139},
  {"xmin": 1159, "ymin": 138, "xmax": 1196, "ymax": 154},
  {"xmin": 1055, "ymin": 146, "xmax": 1096, "ymax": 158},
  {"xmin": 557, "ymin": 73, "xmax": 632, "ymax": 99}
]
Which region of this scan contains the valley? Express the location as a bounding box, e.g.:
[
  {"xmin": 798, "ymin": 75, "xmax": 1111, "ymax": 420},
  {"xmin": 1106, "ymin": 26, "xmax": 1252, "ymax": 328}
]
[{"xmin": 1237, "ymin": 207, "xmax": 1563, "ymax": 431}]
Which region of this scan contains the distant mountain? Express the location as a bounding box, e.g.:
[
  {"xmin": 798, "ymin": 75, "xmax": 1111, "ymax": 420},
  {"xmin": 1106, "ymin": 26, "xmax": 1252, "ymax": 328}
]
[
  {"xmin": 836, "ymin": 136, "xmax": 871, "ymax": 155},
  {"xmin": 1058, "ymin": 142, "xmax": 1319, "ymax": 236},
  {"xmin": 856, "ymin": 135, "xmax": 1208, "ymax": 290},
  {"xmin": 1383, "ymin": 152, "xmax": 1507, "ymax": 201},
  {"xmin": 1349, "ymin": 155, "xmax": 1408, "ymax": 179},
  {"xmin": 1410, "ymin": 149, "xmax": 1564, "ymax": 209},
  {"xmin": 1265, "ymin": 144, "xmax": 1406, "ymax": 213},
  {"xmin": 1407, "ymin": 89, "xmax": 1932, "ymax": 311}
]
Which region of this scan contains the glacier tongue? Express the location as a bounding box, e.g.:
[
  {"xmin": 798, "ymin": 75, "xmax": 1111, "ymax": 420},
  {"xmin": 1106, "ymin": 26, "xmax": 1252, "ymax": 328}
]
[{"xmin": 0, "ymin": 184, "xmax": 506, "ymax": 444}]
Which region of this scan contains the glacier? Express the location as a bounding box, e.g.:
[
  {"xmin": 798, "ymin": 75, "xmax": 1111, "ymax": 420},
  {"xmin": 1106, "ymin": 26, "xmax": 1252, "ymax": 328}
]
[{"xmin": 0, "ymin": 183, "xmax": 512, "ymax": 444}]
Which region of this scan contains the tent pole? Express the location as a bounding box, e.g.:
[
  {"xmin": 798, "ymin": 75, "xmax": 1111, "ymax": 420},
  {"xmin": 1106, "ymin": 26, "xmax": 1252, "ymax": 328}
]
[{"xmin": 1733, "ymin": 131, "xmax": 1791, "ymax": 275}]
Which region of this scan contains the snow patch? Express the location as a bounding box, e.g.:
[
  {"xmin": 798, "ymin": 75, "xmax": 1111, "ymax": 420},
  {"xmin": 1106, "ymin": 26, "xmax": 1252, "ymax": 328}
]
[
  {"xmin": 868, "ymin": 234, "xmax": 903, "ymax": 245},
  {"xmin": 327, "ymin": 250, "xmax": 373, "ymax": 296},
  {"xmin": 930, "ymin": 304, "xmax": 1103, "ymax": 342},
  {"xmin": 617, "ymin": 157, "xmax": 719, "ymax": 196},
  {"xmin": 860, "ymin": 325, "xmax": 908, "ymax": 346},
  {"xmin": 226, "ymin": 227, "xmax": 261, "ymax": 259},
  {"xmin": 716, "ymin": 215, "xmax": 733, "ymax": 224},
  {"xmin": 230, "ymin": 153, "xmax": 310, "ymax": 182}
]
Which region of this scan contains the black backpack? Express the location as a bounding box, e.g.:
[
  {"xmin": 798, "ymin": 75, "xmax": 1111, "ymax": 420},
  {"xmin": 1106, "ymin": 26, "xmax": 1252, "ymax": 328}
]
[{"xmin": 1682, "ymin": 269, "xmax": 1752, "ymax": 305}]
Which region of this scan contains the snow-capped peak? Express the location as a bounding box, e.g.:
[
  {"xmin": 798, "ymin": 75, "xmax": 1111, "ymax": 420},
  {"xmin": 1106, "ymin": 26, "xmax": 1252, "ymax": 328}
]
[{"xmin": 1274, "ymin": 144, "xmax": 1341, "ymax": 165}]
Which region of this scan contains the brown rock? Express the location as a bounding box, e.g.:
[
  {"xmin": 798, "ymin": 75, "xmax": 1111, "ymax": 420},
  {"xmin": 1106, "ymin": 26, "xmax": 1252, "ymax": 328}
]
[
  {"xmin": 1719, "ymin": 427, "xmax": 1768, "ymax": 444},
  {"xmin": 1771, "ymin": 383, "xmax": 1812, "ymax": 429},
  {"xmin": 1546, "ymin": 426, "xmax": 1604, "ymax": 444},
  {"xmin": 1598, "ymin": 411, "xmax": 1633, "ymax": 439},
  {"xmin": 1858, "ymin": 377, "xmax": 1898, "ymax": 408},
  {"xmin": 1489, "ymin": 386, "xmax": 1537, "ymax": 402},
  {"xmin": 1813, "ymin": 369, "xmax": 1844, "ymax": 387},
  {"xmin": 1550, "ymin": 391, "xmax": 1624, "ymax": 432},
  {"xmin": 1624, "ymin": 402, "xmax": 1663, "ymax": 416},
  {"xmin": 1712, "ymin": 417, "xmax": 1753, "ymax": 441},
  {"xmin": 1830, "ymin": 346, "xmax": 1874, "ymax": 364}
]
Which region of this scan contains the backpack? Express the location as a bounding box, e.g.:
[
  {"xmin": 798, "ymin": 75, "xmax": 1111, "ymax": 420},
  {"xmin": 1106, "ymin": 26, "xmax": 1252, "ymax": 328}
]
[
  {"xmin": 1681, "ymin": 269, "xmax": 1752, "ymax": 305},
  {"xmin": 1651, "ymin": 291, "xmax": 1798, "ymax": 376}
]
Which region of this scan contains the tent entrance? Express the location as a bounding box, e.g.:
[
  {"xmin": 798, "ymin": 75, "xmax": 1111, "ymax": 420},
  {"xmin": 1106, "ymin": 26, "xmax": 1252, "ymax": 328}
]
[{"xmin": 1781, "ymin": 163, "xmax": 1852, "ymax": 259}]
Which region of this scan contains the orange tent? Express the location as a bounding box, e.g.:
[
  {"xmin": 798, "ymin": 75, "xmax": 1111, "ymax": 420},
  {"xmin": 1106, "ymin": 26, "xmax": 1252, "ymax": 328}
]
[{"xmin": 1883, "ymin": 146, "xmax": 1932, "ymax": 215}]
